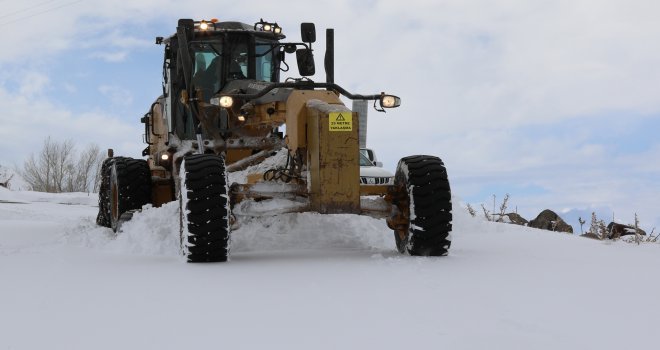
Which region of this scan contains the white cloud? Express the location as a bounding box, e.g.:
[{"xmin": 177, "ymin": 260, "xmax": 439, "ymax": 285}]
[
  {"xmin": 98, "ymin": 85, "xmax": 134, "ymax": 106},
  {"xmin": 89, "ymin": 51, "xmax": 129, "ymax": 63},
  {"xmin": 18, "ymin": 71, "xmax": 50, "ymax": 97},
  {"xmin": 62, "ymin": 82, "xmax": 77, "ymax": 93}
]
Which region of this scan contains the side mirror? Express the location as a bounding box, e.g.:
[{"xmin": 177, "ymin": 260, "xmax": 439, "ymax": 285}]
[
  {"xmin": 300, "ymin": 23, "xmax": 316, "ymax": 43},
  {"xmin": 283, "ymin": 44, "xmax": 297, "ymax": 54},
  {"xmin": 375, "ymin": 161, "xmax": 383, "ymax": 168},
  {"xmin": 296, "ymin": 49, "xmax": 315, "ymax": 76}
]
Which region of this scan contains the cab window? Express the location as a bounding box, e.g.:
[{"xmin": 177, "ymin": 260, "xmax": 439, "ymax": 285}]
[{"xmin": 255, "ymin": 41, "xmax": 278, "ymax": 82}]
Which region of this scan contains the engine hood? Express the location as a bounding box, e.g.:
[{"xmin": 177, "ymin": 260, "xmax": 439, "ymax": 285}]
[{"xmin": 359, "ymin": 166, "xmax": 394, "ymax": 178}]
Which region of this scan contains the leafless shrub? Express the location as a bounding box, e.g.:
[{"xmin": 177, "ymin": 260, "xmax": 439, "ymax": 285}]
[
  {"xmin": 496, "ymin": 193, "xmax": 510, "ymax": 222},
  {"xmin": 466, "ymin": 203, "xmax": 476, "ymax": 217},
  {"xmin": 578, "ymin": 217, "xmax": 586, "ymax": 235},
  {"xmin": 481, "ymin": 204, "xmax": 491, "ymax": 221},
  {"xmin": 475, "ymin": 193, "xmax": 512, "ymax": 222},
  {"xmin": 633, "ymin": 213, "xmax": 641, "ymax": 245}
]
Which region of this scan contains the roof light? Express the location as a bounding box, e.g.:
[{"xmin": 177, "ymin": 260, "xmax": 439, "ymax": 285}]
[{"xmin": 254, "ymin": 19, "xmax": 283, "ymax": 35}]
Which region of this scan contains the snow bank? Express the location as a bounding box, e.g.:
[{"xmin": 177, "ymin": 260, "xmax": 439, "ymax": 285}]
[{"xmin": 0, "ymin": 187, "xmax": 97, "ymax": 206}]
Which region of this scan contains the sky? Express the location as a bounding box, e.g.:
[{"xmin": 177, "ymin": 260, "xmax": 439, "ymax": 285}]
[{"xmin": 0, "ymin": 0, "xmax": 658, "ymax": 230}]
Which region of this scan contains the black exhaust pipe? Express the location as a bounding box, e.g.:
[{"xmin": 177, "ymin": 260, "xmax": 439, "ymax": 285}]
[{"xmin": 324, "ymin": 28, "xmax": 334, "ymax": 85}]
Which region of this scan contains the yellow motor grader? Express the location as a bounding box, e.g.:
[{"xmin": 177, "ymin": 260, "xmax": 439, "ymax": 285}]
[{"xmin": 96, "ymin": 18, "xmax": 452, "ymax": 262}]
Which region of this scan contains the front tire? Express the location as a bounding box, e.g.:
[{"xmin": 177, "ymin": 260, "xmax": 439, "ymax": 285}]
[
  {"xmin": 392, "ymin": 155, "xmax": 452, "ymax": 256},
  {"xmin": 97, "ymin": 157, "xmax": 151, "ymax": 232},
  {"xmin": 179, "ymin": 154, "xmax": 231, "ymax": 262}
]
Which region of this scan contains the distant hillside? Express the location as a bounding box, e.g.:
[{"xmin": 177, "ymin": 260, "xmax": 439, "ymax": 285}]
[{"xmin": 0, "ymin": 165, "xmax": 30, "ymax": 191}]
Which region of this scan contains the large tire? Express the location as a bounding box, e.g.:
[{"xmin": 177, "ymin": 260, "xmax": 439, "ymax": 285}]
[
  {"xmin": 96, "ymin": 158, "xmax": 114, "ymax": 228},
  {"xmin": 179, "ymin": 154, "xmax": 230, "ymax": 263},
  {"xmin": 393, "ymin": 155, "xmax": 452, "ymax": 256},
  {"xmin": 101, "ymin": 157, "xmax": 151, "ymax": 232}
]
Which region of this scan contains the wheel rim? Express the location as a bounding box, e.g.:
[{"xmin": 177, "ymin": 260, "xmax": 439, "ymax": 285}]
[
  {"xmin": 390, "ymin": 181, "xmax": 411, "ymax": 253},
  {"xmin": 110, "ymin": 167, "xmax": 119, "ymax": 225}
]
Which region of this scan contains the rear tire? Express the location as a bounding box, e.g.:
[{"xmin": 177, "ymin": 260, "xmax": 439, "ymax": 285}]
[
  {"xmin": 393, "ymin": 155, "xmax": 452, "ymax": 256},
  {"xmin": 97, "ymin": 157, "xmax": 151, "ymax": 232},
  {"xmin": 179, "ymin": 154, "xmax": 230, "ymax": 263}
]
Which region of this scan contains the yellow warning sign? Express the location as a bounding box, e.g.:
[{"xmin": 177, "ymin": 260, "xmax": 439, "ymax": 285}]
[{"xmin": 329, "ymin": 112, "xmax": 352, "ymax": 132}]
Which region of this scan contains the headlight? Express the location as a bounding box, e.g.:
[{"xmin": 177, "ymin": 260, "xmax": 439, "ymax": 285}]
[
  {"xmin": 380, "ymin": 94, "xmax": 401, "ymax": 108},
  {"xmin": 211, "ymin": 96, "xmax": 234, "ymax": 108},
  {"xmin": 199, "ymin": 21, "xmax": 209, "ymax": 30}
]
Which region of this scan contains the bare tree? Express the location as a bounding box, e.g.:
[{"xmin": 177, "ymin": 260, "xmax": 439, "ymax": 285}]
[
  {"xmin": 53, "ymin": 139, "xmax": 75, "ymax": 192},
  {"xmin": 21, "ymin": 136, "xmax": 105, "ymax": 193},
  {"xmin": 67, "ymin": 143, "xmax": 104, "ymax": 192},
  {"xmin": 22, "ymin": 136, "xmax": 57, "ymax": 192}
]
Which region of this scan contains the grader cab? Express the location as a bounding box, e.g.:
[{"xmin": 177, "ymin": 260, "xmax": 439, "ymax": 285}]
[{"xmin": 96, "ymin": 18, "xmax": 452, "ymax": 262}]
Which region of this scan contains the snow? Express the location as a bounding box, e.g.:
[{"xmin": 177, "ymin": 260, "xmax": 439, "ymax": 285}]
[
  {"xmin": 0, "ymin": 165, "xmax": 31, "ymax": 191},
  {"xmin": 1, "ymin": 187, "xmax": 660, "ymax": 349},
  {"xmin": 229, "ymin": 148, "xmax": 288, "ymax": 184}
]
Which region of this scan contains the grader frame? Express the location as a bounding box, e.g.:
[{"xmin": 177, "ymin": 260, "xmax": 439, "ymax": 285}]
[{"xmin": 96, "ymin": 18, "xmax": 452, "ymax": 262}]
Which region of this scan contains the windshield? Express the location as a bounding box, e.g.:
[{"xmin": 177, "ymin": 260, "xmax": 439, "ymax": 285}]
[
  {"xmin": 360, "ymin": 153, "xmax": 374, "ymax": 167},
  {"xmin": 190, "ymin": 38, "xmax": 278, "ymax": 101},
  {"xmin": 191, "ymin": 42, "xmax": 223, "ymax": 101}
]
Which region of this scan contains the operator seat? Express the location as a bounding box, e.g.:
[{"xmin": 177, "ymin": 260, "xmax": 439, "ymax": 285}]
[{"xmin": 194, "ymin": 56, "xmax": 221, "ymax": 102}]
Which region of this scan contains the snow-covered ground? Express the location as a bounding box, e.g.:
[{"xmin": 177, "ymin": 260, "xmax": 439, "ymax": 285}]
[
  {"xmin": 0, "ymin": 165, "xmax": 30, "ymax": 191},
  {"xmin": 1, "ymin": 186, "xmax": 659, "ymax": 350}
]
